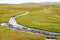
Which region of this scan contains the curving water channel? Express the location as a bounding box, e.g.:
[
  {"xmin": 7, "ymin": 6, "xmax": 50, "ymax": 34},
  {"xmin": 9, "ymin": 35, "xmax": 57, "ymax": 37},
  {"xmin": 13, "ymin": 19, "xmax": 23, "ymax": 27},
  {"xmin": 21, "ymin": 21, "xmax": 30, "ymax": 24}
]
[{"xmin": 1, "ymin": 11, "xmax": 60, "ymax": 36}]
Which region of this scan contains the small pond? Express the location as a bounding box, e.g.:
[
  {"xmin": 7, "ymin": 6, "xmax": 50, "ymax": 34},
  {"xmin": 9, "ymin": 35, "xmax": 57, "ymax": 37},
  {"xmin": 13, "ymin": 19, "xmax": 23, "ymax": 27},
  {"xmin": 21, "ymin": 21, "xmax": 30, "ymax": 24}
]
[{"xmin": 46, "ymin": 37, "xmax": 57, "ymax": 40}]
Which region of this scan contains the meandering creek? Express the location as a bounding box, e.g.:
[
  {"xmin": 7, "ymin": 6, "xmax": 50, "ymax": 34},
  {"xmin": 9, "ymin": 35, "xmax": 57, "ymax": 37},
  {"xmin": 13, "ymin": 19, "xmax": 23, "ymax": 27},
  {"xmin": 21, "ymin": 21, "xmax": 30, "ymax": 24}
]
[{"xmin": 1, "ymin": 11, "xmax": 60, "ymax": 36}]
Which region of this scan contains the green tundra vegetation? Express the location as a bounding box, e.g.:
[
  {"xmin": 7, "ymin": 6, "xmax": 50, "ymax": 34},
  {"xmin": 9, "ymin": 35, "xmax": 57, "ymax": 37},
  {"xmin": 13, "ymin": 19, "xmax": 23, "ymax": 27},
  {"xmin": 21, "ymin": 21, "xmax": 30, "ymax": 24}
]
[
  {"xmin": 0, "ymin": 4, "xmax": 60, "ymax": 40},
  {"xmin": 16, "ymin": 4, "xmax": 60, "ymax": 32}
]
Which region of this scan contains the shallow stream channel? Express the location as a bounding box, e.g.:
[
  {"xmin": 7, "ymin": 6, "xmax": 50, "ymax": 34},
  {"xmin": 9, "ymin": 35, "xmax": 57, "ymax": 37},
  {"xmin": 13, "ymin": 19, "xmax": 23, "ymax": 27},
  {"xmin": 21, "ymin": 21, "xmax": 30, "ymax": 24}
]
[{"xmin": 1, "ymin": 12, "xmax": 60, "ymax": 37}]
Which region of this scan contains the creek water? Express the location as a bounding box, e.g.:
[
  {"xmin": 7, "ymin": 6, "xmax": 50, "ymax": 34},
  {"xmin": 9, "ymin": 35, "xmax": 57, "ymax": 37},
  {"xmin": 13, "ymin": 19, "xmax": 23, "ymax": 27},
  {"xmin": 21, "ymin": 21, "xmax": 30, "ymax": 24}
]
[{"xmin": 1, "ymin": 11, "xmax": 60, "ymax": 36}]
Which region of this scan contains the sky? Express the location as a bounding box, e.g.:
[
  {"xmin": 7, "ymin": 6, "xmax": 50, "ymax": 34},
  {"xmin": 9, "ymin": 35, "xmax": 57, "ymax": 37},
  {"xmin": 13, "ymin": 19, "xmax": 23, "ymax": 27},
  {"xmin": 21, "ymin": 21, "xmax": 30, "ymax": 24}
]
[{"xmin": 0, "ymin": 0, "xmax": 60, "ymax": 4}]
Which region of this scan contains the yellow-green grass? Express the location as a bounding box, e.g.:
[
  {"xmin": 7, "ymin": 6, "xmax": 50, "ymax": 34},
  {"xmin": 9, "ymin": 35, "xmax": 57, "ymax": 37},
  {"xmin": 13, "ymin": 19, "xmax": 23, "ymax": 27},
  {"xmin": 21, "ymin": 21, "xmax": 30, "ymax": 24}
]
[
  {"xmin": 0, "ymin": 4, "xmax": 45, "ymax": 23},
  {"xmin": 0, "ymin": 4, "xmax": 60, "ymax": 40},
  {"xmin": 0, "ymin": 10, "xmax": 26, "ymax": 23},
  {"xmin": 0, "ymin": 25, "xmax": 60, "ymax": 40},
  {"xmin": 16, "ymin": 5, "xmax": 60, "ymax": 32},
  {"xmin": 0, "ymin": 5, "xmax": 27, "ymax": 23}
]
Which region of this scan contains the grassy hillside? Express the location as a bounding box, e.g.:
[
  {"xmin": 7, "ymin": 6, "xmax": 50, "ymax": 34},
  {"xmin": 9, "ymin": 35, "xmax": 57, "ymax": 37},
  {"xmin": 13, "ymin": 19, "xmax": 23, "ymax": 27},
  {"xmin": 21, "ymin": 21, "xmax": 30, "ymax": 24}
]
[
  {"xmin": 16, "ymin": 4, "xmax": 60, "ymax": 32},
  {"xmin": 0, "ymin": 4, "xmax": 60, "ymax": 40},
  {"xmin": 0, "ymin": 4, "xmax": 42, "ymax": 23},
  {"xmin": 0, "ymin": 4, "xmax": 27, "ymax": 23}
]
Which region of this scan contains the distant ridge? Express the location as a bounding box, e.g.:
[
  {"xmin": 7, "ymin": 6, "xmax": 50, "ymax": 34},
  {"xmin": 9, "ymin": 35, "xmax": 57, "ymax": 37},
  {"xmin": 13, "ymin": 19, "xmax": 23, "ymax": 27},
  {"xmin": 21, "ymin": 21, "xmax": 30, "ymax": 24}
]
[
  {"xmin": 0, "ymin": 2, "xmax": 60, "ymax": 4},
  {"xmin": 18, "ymin": 2, "xmax": 60, "ymax": 5},
  {"xmin": 38, "ymin": 2, "xmax": 60, "ymax": 4}
]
